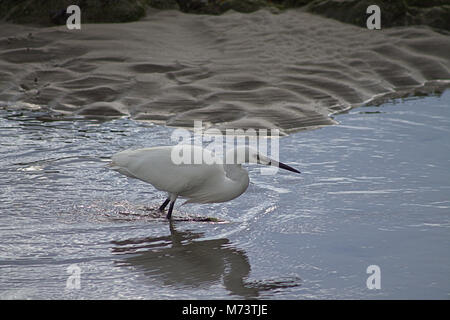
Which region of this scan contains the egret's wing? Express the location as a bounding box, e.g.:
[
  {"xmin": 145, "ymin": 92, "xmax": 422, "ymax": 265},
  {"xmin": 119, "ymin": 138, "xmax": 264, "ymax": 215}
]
[{"xmin": 110, "ymin": 146, "xmax": 222, "ymax": 195}]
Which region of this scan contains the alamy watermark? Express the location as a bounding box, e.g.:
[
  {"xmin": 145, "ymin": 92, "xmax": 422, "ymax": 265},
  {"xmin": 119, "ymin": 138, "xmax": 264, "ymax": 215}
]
[
  {"xmin": 170, "ymin": 121, "xmax": 281, "ymax": 175},
  {"xmin": 366, "ymin": 5, "xmax": 381, "ymax": 30},
  {"xmin": 66, "ymin": 5, "xmax": 81, "ymax": 30},
  {"xmin": 66, "ymin": 4, "xmax": 381, "ymax": 31},
  {"xmin": 366, "ymin": 264, "xmax": 381, "ymax": 290},
  {"xmin": 66, "ymin": 264, "xmax": 81, "ymax": 290}
]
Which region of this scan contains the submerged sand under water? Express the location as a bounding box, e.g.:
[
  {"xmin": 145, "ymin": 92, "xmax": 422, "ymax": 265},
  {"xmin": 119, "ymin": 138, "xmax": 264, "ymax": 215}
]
[{"xmin": 0, "ymin": 9, "xmax": 449, "ymax": 133}]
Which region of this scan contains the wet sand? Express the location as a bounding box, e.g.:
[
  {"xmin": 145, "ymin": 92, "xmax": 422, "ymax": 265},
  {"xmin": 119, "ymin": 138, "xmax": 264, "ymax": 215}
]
[{"xmin": 0, "ymin": 9, "xmax": 449, "ymax": 133}]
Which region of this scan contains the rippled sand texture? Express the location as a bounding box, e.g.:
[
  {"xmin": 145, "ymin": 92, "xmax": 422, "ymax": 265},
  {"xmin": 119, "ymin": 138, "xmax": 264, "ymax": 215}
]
[{"xmin": 1, "ymin": 9, "xmax": 449, "ymax": 133}]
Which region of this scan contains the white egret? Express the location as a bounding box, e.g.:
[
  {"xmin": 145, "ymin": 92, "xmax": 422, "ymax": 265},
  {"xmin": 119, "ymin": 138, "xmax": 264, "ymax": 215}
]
[{"xmin": 110, "ymin": 145, "xmax": 300, "ymax": 219}]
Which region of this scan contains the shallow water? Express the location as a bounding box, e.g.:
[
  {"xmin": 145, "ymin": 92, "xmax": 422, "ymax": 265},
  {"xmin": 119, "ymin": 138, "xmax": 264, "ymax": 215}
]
[{"xmin": 1, "ymin": 91, "xmax": 449, "ymax": 299}]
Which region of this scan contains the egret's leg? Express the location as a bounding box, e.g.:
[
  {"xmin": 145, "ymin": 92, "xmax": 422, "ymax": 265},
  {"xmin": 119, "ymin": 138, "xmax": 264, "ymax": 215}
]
[
  {"xmin": 166, "ymin": 200, "xmax": 175, "ymax": 220},
  {"xmin": 159, "ymin": 198, "xmax": 170, "ymax": 212}
]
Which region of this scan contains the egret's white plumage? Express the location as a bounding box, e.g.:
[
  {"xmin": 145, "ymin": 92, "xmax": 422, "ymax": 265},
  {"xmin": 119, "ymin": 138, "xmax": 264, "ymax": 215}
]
[{"xmin": 110, "ymin": 145, "xmax": 300, "ymax": 219}]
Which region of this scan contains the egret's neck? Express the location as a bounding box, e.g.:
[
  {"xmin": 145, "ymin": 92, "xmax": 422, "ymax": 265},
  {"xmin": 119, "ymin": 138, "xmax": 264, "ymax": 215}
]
[
  {"xmin": 223, "ymin": 147, "xmax": 250, "ymax": 188},
  {"xmin": 223, "ymin": 163, "xmax": 248, "ymax": 182}
]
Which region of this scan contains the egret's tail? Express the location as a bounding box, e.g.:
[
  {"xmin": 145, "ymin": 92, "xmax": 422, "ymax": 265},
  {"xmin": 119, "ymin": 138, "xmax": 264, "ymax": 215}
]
[{"xmin": 108, "ymin": 150, "xmax": 140, "ymax": 179}]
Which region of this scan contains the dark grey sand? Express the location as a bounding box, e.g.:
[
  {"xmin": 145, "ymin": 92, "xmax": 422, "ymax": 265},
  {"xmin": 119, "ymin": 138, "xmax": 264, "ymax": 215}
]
[{"xmin": 1, "ymin": 9, "xmax": 449, "ymax": 133}]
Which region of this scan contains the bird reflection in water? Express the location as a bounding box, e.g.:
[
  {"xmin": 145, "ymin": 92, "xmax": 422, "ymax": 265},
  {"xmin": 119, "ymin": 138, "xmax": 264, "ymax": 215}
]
[{"xmin": 111, "ymin": 223, "xmax": 300, "ymax": 299}]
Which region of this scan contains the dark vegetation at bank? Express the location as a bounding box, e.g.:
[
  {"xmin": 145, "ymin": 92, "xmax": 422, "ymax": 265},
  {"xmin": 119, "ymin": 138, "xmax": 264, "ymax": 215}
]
[{"xmin": 0, "ymin": 0, "xmax": 449, "ymax": 30}]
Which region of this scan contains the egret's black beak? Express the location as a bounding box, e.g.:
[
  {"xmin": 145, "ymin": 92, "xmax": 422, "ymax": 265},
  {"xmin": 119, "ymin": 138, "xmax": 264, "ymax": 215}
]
[{"xmin": 278, "ymin": 161, "xmax": 301, "ymax": 174}]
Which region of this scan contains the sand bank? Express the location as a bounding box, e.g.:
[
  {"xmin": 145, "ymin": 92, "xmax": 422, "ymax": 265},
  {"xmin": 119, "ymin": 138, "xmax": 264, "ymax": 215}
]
[{"xmin": 0, "ymin": 9, "xmax": 449, "ymax": 133}]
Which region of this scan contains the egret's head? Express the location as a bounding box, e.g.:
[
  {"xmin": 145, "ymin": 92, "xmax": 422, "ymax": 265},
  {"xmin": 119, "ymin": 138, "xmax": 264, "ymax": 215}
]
[{"xmin": 231, "ymin": 146, "xmax": 300, "ymax": 174}]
